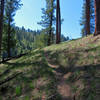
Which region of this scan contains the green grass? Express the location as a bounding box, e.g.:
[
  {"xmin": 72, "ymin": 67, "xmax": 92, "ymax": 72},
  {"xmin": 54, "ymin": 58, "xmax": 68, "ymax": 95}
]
[
  {"xmin": 15, "ymin": 86, "xmax": 22, "ymax": 96},
  {"xmin": 0, "ymin": 49, "xmax": 59, "ymax": 100},
  {"xmin": 0, "ymin": 35, "xmax": 100, "ymax": 100},
  {"xmin": 24, "ymin": 96, "xmax": 30, "ymax": 100}
]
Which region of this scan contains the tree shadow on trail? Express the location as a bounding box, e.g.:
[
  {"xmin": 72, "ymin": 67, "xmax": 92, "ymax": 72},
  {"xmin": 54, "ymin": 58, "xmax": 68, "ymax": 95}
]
[
  {"xmin": 45, "ymin": 50, "xmax": 80, "ymax": 75},
  {"xmin": 53, "ymin": 63, "xmax": 100, "ymax": 76},
  {"xmin": 45, "ymin": 49, "xmax": 100, "ymax": 100},
  {"xmin": 45, "ymin": 46, "xmax": 100, "ymax": 76}
]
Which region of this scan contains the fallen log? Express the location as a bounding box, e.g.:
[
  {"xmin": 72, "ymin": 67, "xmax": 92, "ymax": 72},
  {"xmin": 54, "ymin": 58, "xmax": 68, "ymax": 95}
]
[
  {"xmin": 0, "ymin": 72, "xmax": 22, "ymax": 86},
  {"xmin": 0, "ymin": 53, "xmax": 28, "ymax": 64}
]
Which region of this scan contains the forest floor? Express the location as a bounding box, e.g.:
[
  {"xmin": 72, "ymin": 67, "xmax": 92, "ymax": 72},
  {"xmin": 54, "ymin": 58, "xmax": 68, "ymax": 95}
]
[{"xmin": 0, "ymin": 35, "xmax": 100, "ymax": 100}]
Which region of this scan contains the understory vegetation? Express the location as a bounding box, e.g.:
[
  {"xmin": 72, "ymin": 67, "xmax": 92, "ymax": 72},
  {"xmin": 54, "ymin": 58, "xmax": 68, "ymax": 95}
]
[{"xmin": 0, "ymin": 35, "xmax": 100, "ymax": 100}]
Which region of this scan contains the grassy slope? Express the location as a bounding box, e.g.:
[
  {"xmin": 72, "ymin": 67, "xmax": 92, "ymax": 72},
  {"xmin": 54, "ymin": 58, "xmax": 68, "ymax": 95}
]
[{"xmin": 0, "ymin": 35, "xmax": 100, "ymax": 100}]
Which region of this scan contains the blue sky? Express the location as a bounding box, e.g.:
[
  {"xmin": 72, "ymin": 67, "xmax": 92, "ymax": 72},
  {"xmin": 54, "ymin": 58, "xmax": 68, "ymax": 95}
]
[{"xmin": 14, "ymin": 0, "xmax": 83, "ymax": 39}]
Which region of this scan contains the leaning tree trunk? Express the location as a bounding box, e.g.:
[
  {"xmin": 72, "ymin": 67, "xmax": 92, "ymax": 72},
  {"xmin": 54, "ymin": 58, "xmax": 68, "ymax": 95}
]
[
  {"xmin": 94, "ymin": 0, "xmax": 100, "ymax": 35},
  {"xmin": 0, "ymin": 0, "xmax": 5, "ymax": 56},
  {"xmin": 56, "ymin": 0, "xmax": 61, "ymax": 44},
  {"xmin": 86, "ymin": 0, "xmax": 90, "ymax": 35}
]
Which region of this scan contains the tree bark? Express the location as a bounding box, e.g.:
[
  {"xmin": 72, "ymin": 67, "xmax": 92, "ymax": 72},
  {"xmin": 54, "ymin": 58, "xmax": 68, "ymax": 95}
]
[
  {"xmin": 94, "ymin": 0, "xmax": 100, "ymax": 35},
  {"xmin": 56, "ymin": 0, "xmax": 59, "ymax": 44},
  {"xmin": 48, "ymin": 0, "xmax": 54, "ymax": 46},
  {"xmin": 0, "ymin": 0, "xmax": 5, "ymax": 56},
  {"xmin": 7, "ymin": 18, "xmax": 11, "ymax": 57},
  {"xmin": 86, "ymin": 0, "xmax": 90, "ymax": 35},
  {"xmin": 56, "ymin": 0, "xmax": 61, "ymax": 44},
  {"xmin": 58, "ymin": 0, "xmax": 61, "ymax": 42},
  {"xmin": 48, "ymin": 12, "xmax": 53, "ymax": 46}
]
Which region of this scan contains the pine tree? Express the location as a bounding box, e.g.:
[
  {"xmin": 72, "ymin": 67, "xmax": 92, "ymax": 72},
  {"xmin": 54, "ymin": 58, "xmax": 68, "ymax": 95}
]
[
  {"xmin": 80, "ymin": 0, "xmax": 95, "ymax": 36},
  {"xmin": 38, "ymin": 0, "xmax": 56, "ymax": 46},
  {"xmin": 0, "ymin": 0, "xmax": 5, "ymax": 57},
  {"xmin": 94, "ymin": 0, "xmax": 100, "ymax": 35},
  {"xmin": 5, "ymin": 0, "xmax": 22, "ymax": 57}
]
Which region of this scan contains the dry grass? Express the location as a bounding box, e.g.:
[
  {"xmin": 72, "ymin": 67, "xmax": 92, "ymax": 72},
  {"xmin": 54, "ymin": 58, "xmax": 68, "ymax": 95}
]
[{"xmin": 0, "ymin": 35, "xmax": 100, "ymax": 100}]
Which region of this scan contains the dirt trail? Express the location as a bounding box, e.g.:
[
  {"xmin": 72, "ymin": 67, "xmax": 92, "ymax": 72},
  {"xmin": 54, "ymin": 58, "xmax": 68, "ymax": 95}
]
[{"xmin": 44, "ymin": 52, "xmax": 74, "ymax": 100}]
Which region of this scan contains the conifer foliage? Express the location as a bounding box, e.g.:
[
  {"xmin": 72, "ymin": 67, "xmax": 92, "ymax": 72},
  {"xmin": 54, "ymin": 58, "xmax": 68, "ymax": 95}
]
[
  {"xmin": 5, "ymin": 0, "xmax": 22, "ymax": 57},
  {"xmin": 38, "ymin": 0, "xmax": 56, "ymax": 46},
  {"xmin": 1, "ymin": 0, "xmax": 100, "ymax": 60},
  {"xmin": 39, "ymin": 0, "xmax": 62, "ymax": 45}
]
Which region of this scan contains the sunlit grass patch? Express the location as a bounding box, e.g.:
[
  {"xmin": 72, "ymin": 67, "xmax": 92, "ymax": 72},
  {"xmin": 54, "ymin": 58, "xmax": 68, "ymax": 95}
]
[{"xmin": 15, "ymin": 86, "xmax": 22, "ymax": 96}]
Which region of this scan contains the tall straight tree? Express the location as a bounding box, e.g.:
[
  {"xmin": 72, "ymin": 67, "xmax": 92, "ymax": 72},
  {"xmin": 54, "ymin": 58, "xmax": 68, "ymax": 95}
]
[
  {"xmin": 86, "ymin": 0, "xmax": 90, "ymax": 35},
  {"xmin": 94, "ymin": 0, "xmax": 100, "ymax": 35},
  {"xmin": 80, "ymin": 0, "xmax": 95, "ymax": 36},
  {"xmin": 5, "ymin": 0, "xmax": 22, "ymax": 57},
  {"xmin": 38, "ymin": 0, "xmax": 56, "ymax": 46},
  {"xmin": 47, "ymin": 0, "xmax": 55, "ymax": 45},
  {"xmin": 0, "ymin": 0, "xmax": 5, "ymax": 56},
  {"xmin": 56, "ymin": 0, "xmax": 61, "ymax": 44}
]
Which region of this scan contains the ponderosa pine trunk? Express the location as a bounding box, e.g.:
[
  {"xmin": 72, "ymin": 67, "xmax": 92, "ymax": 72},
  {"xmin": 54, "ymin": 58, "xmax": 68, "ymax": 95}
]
[
  {"xmin": 0, "ymin": 0, "xmax": 5, "ymax": 56},
  {"xmin": 58, "ymin": 0, "xmax": 61, "ymax": 42},
  {"xmin": 56, "ymin": 0, "xmax": 59, "ymax": 44},
  {"xmin": 94, "ymin": 0, "xmax": 100, "ymax": 35},
  {"xmin": 56, "ymin": 0, "xmax": 61, "ymax": 44},
  {"xmin": 86, "ymin": 0, "xmax": 90, "ymax": 35}
]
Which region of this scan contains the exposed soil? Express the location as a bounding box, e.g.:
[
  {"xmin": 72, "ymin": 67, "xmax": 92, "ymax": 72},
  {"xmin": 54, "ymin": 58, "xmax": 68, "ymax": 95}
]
[{"xmin": 45, "ymin": 52, "xmax": 74, "ymax": 100}]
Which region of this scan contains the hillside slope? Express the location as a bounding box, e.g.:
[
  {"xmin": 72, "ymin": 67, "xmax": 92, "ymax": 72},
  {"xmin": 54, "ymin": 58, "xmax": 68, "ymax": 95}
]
[{"xmin": 0, "ymin": 35, "xmax": 100, "ymax": 100}]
